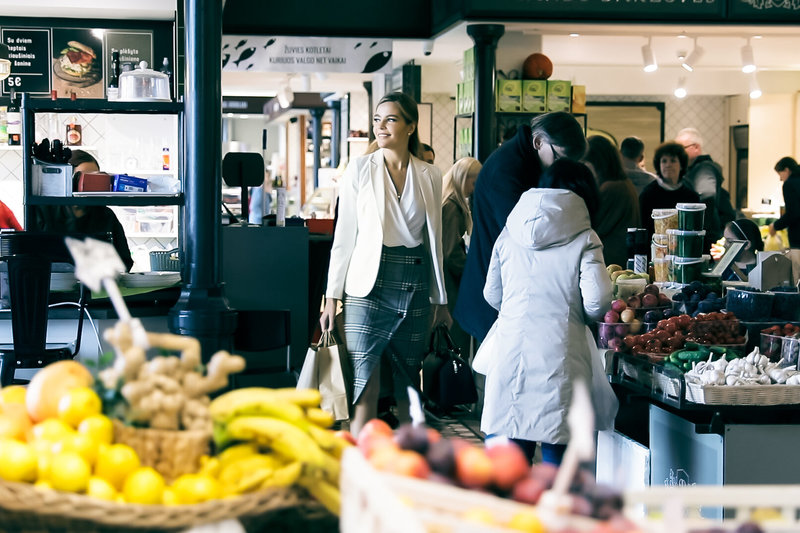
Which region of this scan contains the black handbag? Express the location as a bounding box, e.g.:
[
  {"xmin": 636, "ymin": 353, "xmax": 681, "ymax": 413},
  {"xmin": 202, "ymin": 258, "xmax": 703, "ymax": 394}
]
[{"xmin": 421, "ymin": 325, "xmax": 478, "ymax": 408}]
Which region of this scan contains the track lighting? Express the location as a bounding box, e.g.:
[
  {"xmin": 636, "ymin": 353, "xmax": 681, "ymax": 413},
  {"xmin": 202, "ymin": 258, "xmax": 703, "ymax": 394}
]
[
  {"xmin": 681, "ymin": 39, "xmax": 704, "ymax": 72},
  {"xmin": 674, "ymin": 77, "xmax": 687, "ymax": 99},
  {"xmin": 641, "ymin": 37, "xmax": 657, "ymax": 73},
  {"xmin": 277, "ymin": 82, "xmax": 294, "ymax": 109},
  {"xmin": 741, "ymin": 40, "xmax": 756, "ymax": 74},
  {"xmin": 749, "ymin": 74, "xmax": 762, "ymax": 99}
]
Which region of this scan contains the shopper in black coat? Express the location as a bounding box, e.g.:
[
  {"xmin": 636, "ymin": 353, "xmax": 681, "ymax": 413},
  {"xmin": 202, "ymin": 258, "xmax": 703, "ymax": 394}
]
[
  {"xmin": 770, "ymin": 156, "xmax": 800, "ymax": 249},
  {"xmin": 454, "ymin": 112, "xmax": 587, "ymax": 342}
]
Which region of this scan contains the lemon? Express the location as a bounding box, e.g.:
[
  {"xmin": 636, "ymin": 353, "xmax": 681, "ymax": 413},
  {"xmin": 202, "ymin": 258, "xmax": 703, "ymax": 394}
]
[
  {"xmin": 52, "ymin": 433, "xmax": 99, "ymax": 466},
  {"xmin": 122, "ymin": 467, "xmax": 165, "ymax": 505},
  {"xmin": 30, "ymin": 418, "xmax": 74, "ymax": 443},
  {"xmin": 0, "ymin": 439, "xmax": 38, "ymax": 482},
  {"xmin": 33, "ymin": 479, "xmax": 53, "ymax": 491},
  {"xmin": 50, "ymin": 451, "xmax": 90, "ymax": 492},
  {"xmin": 86, "ymin": 476, "xmax": 118, "ymax": 501},
  {"xmin": 162, "ymin": 487, "xmax": 178, "ymax": 506},
  {"xmin": 77, "ymin": 414, "xmax": 114, "ymax": 445},
  {"xmin": 508, "ymin": 510, "xmax": 545, "ymax": 532},
  {"xmin": 462, "ymin": 507, "xmax": 496, "ymax": 525},
  {"xmin": 0, "ymin": 385, "xmax": 27, "ymax": 406},
  {"xmin": 36, "ymin": 447, "xmax": 53, "ymax": 481},
  {"xmin": 95, "ymin": 443, "xmax": 141, "ymax": 490},
  {"xmin": 172, "ymin": 473, "xmax": 221, "ymax": 504},
  {"xmin": 57, "ymin": 387, "xmax": 101, "ymax": 428}
]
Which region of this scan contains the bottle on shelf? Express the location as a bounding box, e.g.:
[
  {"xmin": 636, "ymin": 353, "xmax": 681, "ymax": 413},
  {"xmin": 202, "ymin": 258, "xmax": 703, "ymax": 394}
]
[
  {"xmin": 274, "ymin": 175, "xmax": 286, "ymax": 227},
  {"xmin": 6, "ymin": 92, "xmax": 21, "ymax": 146},
  {"xmin": 65, "ymin": 116, "xmax": 82, "ymax": 146},
  {"xmin": 159, "ymin": 57, "xmax": 173, "ymax": 98},
  {"xmin": 162, "ymin": 147, "xmax": 170, "ymax": 171},
  {"xmin": 108, "ymin": 50, "xmax": 121, "ymax": 101}
]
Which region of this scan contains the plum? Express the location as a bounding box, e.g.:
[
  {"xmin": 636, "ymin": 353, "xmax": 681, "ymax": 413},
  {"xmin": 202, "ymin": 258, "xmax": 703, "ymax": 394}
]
[
  {"xmin": 426, "ymin": 439, "xmax": 455, "ymax": 477},
  {"xmin": 735, "ymin": 524, "xmax": 765, "ymax": 533},
  {"xmin": 643, "ymin": 310, "xmax": 662, "ymax": 323},
  {"xmin": 641, "ymin": 293, "xmax": 659, "ymax": 307},
  {"xmin": 643, "ymin": 283, "xmax": 660, "ymax": 296},
  {"xmin": 672, "ymin": 292, "xmax": 686, "ymax": 302},
  {"xmin": 394, "ymin": 423, "xmax": 430, "ymax": 455}
]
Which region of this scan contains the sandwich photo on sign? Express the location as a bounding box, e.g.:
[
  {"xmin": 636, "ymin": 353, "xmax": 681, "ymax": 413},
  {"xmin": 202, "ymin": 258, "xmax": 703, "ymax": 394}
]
[{"xmin": 52, "ymin": 29, "xmax": 104, "ymax": 98}]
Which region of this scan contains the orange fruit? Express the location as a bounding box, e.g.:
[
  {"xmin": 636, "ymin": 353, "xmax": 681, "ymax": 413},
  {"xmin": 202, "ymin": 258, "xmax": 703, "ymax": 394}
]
[{"xmin": 26, "ymin": 360, "xmax": 93, "ymax": 423}]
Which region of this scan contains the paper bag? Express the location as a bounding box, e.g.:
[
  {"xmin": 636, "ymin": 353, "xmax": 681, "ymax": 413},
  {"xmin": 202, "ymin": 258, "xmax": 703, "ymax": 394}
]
[{"xmin": 297, "ymin": 329, "xmax": 352, "ymax": 421}]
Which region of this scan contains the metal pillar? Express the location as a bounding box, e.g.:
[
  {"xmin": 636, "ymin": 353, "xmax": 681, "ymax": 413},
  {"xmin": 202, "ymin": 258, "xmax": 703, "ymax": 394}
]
[
  {"xmin": 169, "ymin": 0, "xmax": 236, "ymax": 360},
  {"xmin": 310, "ymin": 107, "xmax": 324, "ymax": 188},
  {"xmin": 363, "ymin": 81, "xmax": 374, "ymax": 142},
  {"xmin": 466, "ymin": 24, "xmax": 505, "ymax": 163}
]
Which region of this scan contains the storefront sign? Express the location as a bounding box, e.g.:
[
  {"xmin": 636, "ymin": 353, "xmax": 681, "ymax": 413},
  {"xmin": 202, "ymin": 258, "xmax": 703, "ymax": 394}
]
[
  {"xmin": 1, "ymin": 28, "xmax": 51, "ymax": 96},
  {"xmin": 223, "ymin": 95, "xmax": 272, "ymax": 115},
  {"xmin": 464, "ymin": 0, "xmax": 724, "ymax": 19},
  {"xmin": 221, "ymin": 36, "xmax": 393, "ymax": 74},
  {"xmin": 728, "ymin": 0, "xmax": 800, "ymax": 20}
]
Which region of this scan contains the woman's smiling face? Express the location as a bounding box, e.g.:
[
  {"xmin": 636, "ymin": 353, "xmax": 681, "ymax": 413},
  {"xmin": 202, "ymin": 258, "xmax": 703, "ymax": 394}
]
[{"xmin": 373, "ymin": 102, "xmax": 414, "ymax": 151}]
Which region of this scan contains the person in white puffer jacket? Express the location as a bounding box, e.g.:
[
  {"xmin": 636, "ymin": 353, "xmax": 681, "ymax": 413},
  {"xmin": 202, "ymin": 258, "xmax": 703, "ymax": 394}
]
[{"xmin": 481, "ymin": 158, "xmax": 612, "ymax": 465}]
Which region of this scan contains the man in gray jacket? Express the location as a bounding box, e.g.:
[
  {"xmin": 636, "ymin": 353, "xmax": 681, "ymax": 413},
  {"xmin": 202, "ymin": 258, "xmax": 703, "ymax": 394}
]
[{"xmin": 620, "ymin": 136, "xmax": 657, "ymax": 195}]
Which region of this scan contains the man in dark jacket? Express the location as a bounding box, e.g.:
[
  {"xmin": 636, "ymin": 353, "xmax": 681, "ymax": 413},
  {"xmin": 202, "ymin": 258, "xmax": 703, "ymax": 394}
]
[
  {"xmin": 675, "ymin": 128, "xmax": 735, "ymax": 247},
  {"xmin": 770, "ymin": 157, "xmax": 800, "ymax": 283},
  {"xmin": 454, "ymin": 112, "xmax": 587, "ymax": 342}
]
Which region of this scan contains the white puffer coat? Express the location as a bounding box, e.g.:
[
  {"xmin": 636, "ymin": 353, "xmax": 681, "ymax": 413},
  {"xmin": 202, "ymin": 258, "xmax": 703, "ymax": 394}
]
[{"xmin": 481, "ymin": 188, "xmax": 612, "ymax": 444}]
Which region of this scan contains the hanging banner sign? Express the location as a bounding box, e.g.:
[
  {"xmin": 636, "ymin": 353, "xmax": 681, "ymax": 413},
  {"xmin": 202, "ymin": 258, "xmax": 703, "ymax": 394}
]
[
  {"xmin": 1, "ymin": 28, "xmax": 52, "ymax": 96},
  {"xmin": 221, "ymin": 36, "xmax": 393, "ymax": 74}
]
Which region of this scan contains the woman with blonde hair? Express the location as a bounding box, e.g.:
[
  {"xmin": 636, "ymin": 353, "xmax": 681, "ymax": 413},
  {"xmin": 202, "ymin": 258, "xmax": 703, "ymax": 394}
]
[{"xmin": 442, "ymin": 157, "xmax": 481, "ymax": 356}]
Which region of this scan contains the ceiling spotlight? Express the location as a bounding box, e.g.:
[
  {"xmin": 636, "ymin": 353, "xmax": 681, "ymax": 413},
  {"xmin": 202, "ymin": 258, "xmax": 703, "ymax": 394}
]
[
  {"xmin": 749, "ymin": 74, "xmax": 762, "ymax": 99},
  {"xmin": 681, "ymin": 39, "xmax": 704, "ymax": 72},
  {"xmin": 674, "ymin": 77, "xmax": 687, "ymax": 99},
  {"xmin": 569, "ymin": 33, "xmax": 580, "ymax": 38},
  {"xmin": 641, "ymin": 37, "xmax": 657, "ymax": 73},
  {"xmin": 0, "ymin": 43, "xmax": 10, "ymax": 81},
  {"xmin": 741, "ymin": 41, "xmax": 756, "ymax": 73}
]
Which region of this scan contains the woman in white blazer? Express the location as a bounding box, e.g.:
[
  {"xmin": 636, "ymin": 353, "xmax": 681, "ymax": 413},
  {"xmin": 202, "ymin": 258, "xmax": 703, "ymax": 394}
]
[{"xmin": 320, "ymin": 92, "xmax": 451, "ymax": 435}]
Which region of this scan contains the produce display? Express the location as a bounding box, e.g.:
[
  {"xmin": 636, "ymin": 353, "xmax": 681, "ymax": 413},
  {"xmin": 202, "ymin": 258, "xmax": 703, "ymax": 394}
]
[
  {"xmin": 684, "ymin": 347, "xmax": 800, "ymax": 386},
  {"xmin": 620, "ymin": 312, "xmax": 744, "ymax": 358},
  {"xmin": 671, "ymin": 281, "xmax": 725, "ymax": 316},
  {"xmin": 356, "ymin": 419, "xmax": 638, "ymax": 532},
  {"xmin": 760, "ymin": 323, "xmax": 800, "ymax": 364}
]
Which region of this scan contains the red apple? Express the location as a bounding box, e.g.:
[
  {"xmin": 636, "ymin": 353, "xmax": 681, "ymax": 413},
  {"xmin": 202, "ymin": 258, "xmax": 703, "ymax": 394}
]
[
  {"xmin": 455, "ymin": 445, "xmax": 493, "ymax": 489},
  {"xmin": 626, "ymin": 295, "xmax": 641, "ymax": 309},
  {"xmin": 511, "ymin": 477, "xmax": 546, "ymax": 504},
  {"xmin": 643, "ymin": 283, "xmax": 660, "ymax": 296},
  {"xmin": 486, "ymin": 442, "xmax": 530, "ymax": 491},
  {"xmin": 604, "ymin": 310, "xmax": 620, "ymax": 324},
  {"xmin": 641, "ymin": 293, "xmax": 659, "ymax": 308},
  {"xmin": 386, "ymin": 450, "xmax": 431, "ymax": 479},
  {"xmin": 610, "ymin": 299, "xmax": 627, "ymax": 314},
  {"xmin": 333, "ymin": 430, "xmax": 357, "ymax": 446}
]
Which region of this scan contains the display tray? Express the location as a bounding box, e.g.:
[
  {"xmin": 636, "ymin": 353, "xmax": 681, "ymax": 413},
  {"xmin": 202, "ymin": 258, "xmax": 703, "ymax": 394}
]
[
  {"xmin": 685, "ymin": 381, "xmax": 800, "ymax": 406},
  {"xmin": 610, "ymin": 352, "xmax": 655, "ymax": 395}
]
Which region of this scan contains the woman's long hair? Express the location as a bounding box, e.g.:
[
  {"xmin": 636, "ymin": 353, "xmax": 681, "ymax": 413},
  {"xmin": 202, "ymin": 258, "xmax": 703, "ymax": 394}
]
[
  {"xmin": 442, "ymin": 157, "xmax": 481, "ymax": 234},
  {"xmin": 375, "ymin": 92, "xmax": 421, "ymax": 158},
  {"xmin": 584, "ymin": 135, "xmax": 626, "ymax": 185}
]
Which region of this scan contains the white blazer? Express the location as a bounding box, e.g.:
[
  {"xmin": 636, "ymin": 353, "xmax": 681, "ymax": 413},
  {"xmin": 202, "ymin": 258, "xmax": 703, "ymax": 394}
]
[{"xmin": 325, "ymin": 149, "xmax": 447, "ymax": 305}]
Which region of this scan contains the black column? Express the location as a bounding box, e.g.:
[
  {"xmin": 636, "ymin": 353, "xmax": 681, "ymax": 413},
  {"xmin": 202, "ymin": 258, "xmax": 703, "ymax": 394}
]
[
  {"xmin": 466, "ymin": 24, "xmax": 505, "ymax": 163},
  {"xmin": 169, "ymin": 0, "xmax": 236, "ymax": 359},
  {"xmin": 310, "ymin": 107, "xmax": 324, "ymax": 188},
  {"xmin": 328, "ymin": 99, "xmax": 341, "ymax": 169},
  {"xmin": 363, "ymin": 81, "xmax": 374, "ymax": 142}
]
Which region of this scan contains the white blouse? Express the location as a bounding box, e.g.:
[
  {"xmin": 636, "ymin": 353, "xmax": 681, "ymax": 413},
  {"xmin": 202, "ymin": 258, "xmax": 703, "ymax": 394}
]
[{"xmin": 382, "ymin": 161, "xmax": 425, "ymax": 247}]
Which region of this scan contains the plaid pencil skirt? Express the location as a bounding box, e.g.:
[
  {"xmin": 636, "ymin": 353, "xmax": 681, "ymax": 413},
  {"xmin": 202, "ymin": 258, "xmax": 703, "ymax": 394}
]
[{"xmin": 343, "ymin": 245, "xmax": 432, "ymax": 403}]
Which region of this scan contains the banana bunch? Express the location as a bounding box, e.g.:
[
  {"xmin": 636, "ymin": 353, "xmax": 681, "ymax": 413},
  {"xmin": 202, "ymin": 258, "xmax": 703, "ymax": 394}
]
[{"xmin": 208, "ymin": 387, "xmax": 351, "ymax": 515}]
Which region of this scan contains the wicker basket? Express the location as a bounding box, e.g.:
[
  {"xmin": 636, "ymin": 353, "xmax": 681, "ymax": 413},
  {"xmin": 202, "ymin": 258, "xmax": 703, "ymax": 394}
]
[
  {"xmin": 149, "ymin": 248, "xmax": 180, "ymax": 272},
  {"xmin": 685, "ymin": 382, "xmax": 800, "ymax": 406},
  {"xmin": 113, "ymin": 421, "xmax": 210, "ymax": 482},
  {"xmin": 0, "ymin": 479, "xmax": 320, "ymax": 532}
]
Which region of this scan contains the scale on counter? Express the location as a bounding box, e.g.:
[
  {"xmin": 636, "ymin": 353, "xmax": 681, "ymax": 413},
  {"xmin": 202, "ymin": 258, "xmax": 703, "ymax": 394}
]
[{"xmin": 707, "ymin": 240, "xmax": 747, "ymax": 280}]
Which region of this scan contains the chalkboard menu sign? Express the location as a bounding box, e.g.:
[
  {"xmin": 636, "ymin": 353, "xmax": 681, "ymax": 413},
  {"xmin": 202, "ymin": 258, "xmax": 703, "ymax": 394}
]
[{"xmin": 1, "ymin": 28, "xmax": 51, "ymax": 96}]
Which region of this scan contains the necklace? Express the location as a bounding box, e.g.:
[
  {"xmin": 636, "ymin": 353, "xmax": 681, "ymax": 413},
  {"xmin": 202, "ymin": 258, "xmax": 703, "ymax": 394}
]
[{"xmin": 384, "ymin": 159, "xmax": 406, "ymax": 200}]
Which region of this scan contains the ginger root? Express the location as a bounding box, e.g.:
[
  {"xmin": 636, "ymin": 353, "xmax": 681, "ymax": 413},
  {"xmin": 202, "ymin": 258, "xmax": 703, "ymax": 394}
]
[{"xmin": 103, "ymin": 326, "xmax": 245, "ymax": 432}]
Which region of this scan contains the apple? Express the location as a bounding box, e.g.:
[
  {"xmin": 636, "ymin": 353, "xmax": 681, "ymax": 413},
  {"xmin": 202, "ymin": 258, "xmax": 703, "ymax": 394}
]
[
  {"xmin": 485, "ymin": 442, "xmax": 530, "ymax": 491},
  {"xmin": 385, "ymin": 450, "xmax": 431, "ymax": 479},
  {"xmin": 620, "ymin": 309, "xmax": 635, "ymax": 323},
  {"xmin": 658, "ymin": 293, "xmax": 671, "ymax": 306},
  {"xmin": 511, "ymin": 477, "xmax": 546, "ymax": 504},
  {"xmin": 333, "ymin": 430, "xmax": 357, "ymax": 446},
  {"xmin": 610, "ymin": 299, "xmax": 627, "ymax": 314},
  {"xmin": 603, "ymin": 310, "xmax": 620, "ymax": 324},
  {"xmin": 626, "ymin": 295, "xmax": 641, "ymax": 309},
  {"xmin": 455, "ymin": 445, "xmax": 493, "ymax": 489}
]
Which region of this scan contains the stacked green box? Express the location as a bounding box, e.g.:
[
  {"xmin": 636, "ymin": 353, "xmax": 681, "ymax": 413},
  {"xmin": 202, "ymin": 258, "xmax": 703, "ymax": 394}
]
[
  {"xmin": 496, "ymin": 80, "xmax": 522, "ymax": 112},
  {"xmin": 463, "ymin": 48, "xmax": 474, "ymax": 82},
  {"xmin": 546, "ymin": 80, "xmax": 572, "ymax": 112},
  {"xmin": 522, "ymin": 80, "xmax": 547, "ymax": 113}
]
